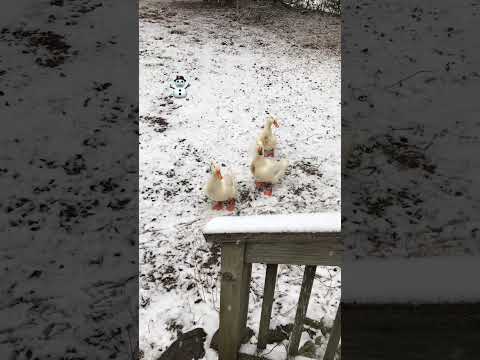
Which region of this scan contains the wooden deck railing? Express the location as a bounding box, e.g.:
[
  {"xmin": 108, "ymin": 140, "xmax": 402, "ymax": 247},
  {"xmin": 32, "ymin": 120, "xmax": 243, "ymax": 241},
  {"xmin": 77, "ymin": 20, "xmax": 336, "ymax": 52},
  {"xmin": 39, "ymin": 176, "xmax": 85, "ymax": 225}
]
[{"xmin": 203, "ymin": 213, "xmax": 342, "ymax": 360}]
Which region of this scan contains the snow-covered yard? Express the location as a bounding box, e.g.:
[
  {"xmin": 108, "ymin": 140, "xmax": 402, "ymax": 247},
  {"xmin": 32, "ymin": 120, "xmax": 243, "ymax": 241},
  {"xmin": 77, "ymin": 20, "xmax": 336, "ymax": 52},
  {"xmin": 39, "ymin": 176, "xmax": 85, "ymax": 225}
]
[{"xmin": 139, "ymin": 0, "xmax": 340, "ymax": 359}]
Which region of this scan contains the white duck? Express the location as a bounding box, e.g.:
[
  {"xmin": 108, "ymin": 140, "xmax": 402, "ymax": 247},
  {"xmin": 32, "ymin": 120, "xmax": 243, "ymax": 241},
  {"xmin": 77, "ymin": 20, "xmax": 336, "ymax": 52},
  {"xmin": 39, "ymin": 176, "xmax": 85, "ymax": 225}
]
[
  {"xmin": 204, "ymin": 162, "xmax": 236, "ymax": 211},
  {"xmin": 257, "ymin": 115, "xmax": 279, "ymax": 157},
  {"xmin": 250, "ymin": 142, "xmax": 288, "ymax": 196}
]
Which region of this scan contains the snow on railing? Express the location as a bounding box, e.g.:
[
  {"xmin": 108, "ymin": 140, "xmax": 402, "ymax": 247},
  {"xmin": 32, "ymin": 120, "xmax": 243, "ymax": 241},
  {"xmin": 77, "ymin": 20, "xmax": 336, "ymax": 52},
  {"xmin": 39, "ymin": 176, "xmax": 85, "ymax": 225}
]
[
  {"xmin": 202, "ymin": 212, "xmax": 342, "ymax": 360},
  {"xmin": 203, "ymin": 212, "xmax": 341, "ymax": 234}
]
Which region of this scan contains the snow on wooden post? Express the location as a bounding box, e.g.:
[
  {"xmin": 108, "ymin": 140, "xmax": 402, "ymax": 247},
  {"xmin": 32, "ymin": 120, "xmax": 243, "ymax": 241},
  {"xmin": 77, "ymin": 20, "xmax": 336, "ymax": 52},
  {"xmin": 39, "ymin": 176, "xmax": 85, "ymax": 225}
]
[{"xmin": 203, "ymin": 212, "xmax": 341, "ymax": 359}]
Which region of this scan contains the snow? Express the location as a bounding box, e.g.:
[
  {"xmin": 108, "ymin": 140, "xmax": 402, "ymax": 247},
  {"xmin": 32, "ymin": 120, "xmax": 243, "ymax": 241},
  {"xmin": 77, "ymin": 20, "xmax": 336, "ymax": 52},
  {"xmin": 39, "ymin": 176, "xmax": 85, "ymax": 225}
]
[
  {"xmin": 240, "ymin": 343, "xmax": 287, "ymax": 360},
  {"xmin": 342, "ymin": 256, "xmax": 480, "ymax": 303},
  {"xmin": 203, "ymin": 212, "xmax": 340, "ymax": 234},
  {"xmin": 139, "ymin": 0, "xmax": 340, "ymax": 358}
]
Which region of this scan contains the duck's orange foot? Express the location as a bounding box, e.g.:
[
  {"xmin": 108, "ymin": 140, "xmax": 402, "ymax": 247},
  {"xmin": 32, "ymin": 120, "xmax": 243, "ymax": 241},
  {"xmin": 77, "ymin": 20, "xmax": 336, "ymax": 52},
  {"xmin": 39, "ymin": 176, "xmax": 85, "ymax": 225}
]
[
  {"xmin": 264, "ymin": 184, "xmax": 273, "ymax": 196},
  {"xmin": 255, "ymin": 181, "xmax": 266, "ymax": 189},
  {"xmin": 226, "ymin": 199, "xmax": 236, "ymax": 212},
  {"xmin": 212, "ymin": 201, "xmax": 224, "ymax": 211}
]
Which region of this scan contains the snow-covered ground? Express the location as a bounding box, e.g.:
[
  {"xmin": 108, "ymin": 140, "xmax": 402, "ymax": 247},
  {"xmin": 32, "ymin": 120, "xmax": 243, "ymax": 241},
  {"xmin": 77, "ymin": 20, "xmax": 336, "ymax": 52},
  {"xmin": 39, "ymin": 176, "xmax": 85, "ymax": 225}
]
[
  {"xmin": 139, "ymin": 0, "xmax": 341, "ymax": 358},
  {"xmin": 1, "ymin": 1, "xmax": 138, "ymax": 359},
  {"xmin": 342, "ymin": 0, "xmax": 480, "ymax": 259}
]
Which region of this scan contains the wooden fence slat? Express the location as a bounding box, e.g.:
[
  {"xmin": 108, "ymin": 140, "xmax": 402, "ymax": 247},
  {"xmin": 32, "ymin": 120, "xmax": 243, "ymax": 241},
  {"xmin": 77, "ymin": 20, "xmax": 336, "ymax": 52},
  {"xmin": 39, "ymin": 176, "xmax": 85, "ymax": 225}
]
[
  {"xmin": 219, "ymin": 243, "xmax": 252, "ymax": 360},
  {"xmin": 288, "ymin": 265, "xmax": 317, "ymax": 356},
  {"xmin": 323, "ymin": 307, "xmax": 341, "ymax": 360},
  {"xmin": 257, "ymin": 264, "xmax": 278, "ymax": 350},
  {"xmin": 202, "ymin": 216, "xmax": 342, "ymax": 359},
  {"xmin": 246, "ymin": 241, "xmax": 341, "ymax": 266},
  {"xmin": 204, "ymin": 232, "xmax": 340, "ymax": 245}
]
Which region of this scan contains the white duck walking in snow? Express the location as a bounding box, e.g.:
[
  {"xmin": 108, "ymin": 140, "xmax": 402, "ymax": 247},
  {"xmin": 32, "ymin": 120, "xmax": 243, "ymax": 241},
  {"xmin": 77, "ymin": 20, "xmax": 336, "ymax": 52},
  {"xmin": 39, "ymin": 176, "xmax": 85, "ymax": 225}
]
[
  {"xmin": 204, "ymin": 162, "xmax": 236, "ymax": 211},
  {"xmin": 257, "ymin": 115, "xmax": 279, "ymax": 157},
  {"xmin": 250, "ymin": 142, "xmax": 288, "ymax": 196}
]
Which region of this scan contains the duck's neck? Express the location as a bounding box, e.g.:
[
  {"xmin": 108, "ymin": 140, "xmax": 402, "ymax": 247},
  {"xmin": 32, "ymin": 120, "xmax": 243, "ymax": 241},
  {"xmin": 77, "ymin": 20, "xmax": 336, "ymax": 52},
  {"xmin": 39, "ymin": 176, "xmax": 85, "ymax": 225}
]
[
  {"xmin": 265, "ymin": 123, "xmax": 273, "ymax": 135},
  {"xmin": 210, "ymin": 174, "xmax": 219, "ymax": 183}
]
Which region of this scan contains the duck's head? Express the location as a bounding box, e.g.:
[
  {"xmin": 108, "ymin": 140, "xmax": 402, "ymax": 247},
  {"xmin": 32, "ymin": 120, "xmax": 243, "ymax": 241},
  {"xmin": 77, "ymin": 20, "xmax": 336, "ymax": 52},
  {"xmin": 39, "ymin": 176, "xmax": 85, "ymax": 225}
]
[
  {"xmin": 210, "ymin": 162, "xmax": 223, "ymax": 180},
  {"xmin": 267, "ymin": 116, "xmax": 279, "ymax": 128}
]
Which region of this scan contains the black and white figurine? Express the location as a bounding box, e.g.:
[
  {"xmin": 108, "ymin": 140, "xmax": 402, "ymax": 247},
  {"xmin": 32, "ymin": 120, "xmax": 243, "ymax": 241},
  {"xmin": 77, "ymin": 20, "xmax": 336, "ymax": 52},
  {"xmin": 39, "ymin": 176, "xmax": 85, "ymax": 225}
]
[{"xmin": 170, "ymin": 75, "xmax": 190, "ymax": 98}]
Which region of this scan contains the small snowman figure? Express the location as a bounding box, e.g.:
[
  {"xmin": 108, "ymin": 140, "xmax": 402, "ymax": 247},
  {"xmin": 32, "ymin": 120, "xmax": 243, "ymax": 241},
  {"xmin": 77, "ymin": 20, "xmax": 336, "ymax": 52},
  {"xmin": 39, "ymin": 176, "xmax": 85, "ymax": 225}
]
[{"xmin": 170, "ymin": 75, "xmax": 190, "ymax": 98}]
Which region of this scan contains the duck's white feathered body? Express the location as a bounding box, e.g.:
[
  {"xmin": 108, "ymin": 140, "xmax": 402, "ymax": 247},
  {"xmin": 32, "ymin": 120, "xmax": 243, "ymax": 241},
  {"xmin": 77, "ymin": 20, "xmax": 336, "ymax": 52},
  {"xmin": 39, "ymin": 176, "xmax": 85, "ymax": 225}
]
[
  {"xmin": 251, "ymin": 155, "xmax": 288, "ymax": 184},
  {"xmin": 204, "ymin": 173, "xmax": 236, "ymax": 202}
]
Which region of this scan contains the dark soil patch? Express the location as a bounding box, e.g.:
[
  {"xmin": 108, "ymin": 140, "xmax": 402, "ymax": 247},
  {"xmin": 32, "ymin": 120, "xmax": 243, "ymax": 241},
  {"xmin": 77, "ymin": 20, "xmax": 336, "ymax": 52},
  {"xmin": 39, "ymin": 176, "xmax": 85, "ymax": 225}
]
[
  {"xmin": 170, "ymin": 29, "xmax": 186, "ymax": 35},
  {"xmin": 142, "ymin": 115, "xmax": 169, "ymax": 133},
  {"xmin": 2, "ymin": 28, "xmax": 72, "ymax": 67},
  {"xmin": 365, "ymin": 196, "xmax": 394, "ymax": 217},
  {"xmin": 380, "ymin": 135, "xmax": 436, "ymax": 173},
  {"xmin": 166, "ymin": 319, "xmax": 184, "ymax": 334},
  {"xmin": 202, "ymin": 243, "xmax": 221, "ymax": 269},
  {"xmin": 107, "ymin": 198, "xmax": 131, "ymax": 211},
  {"xmin": 238, "ymin": 183, "xmax": 253, "ymax": 203},
  {"xmin": 347, "ymin": 134, "xmax": 436, "ymax": 174},
  {"xmin": 140, "ymin": 296, "xmax": 151, "ymax": 308},
  {"xmin": 63, "ymin": 154, "xmax": 86, "ymax": 175},
  {"xmin": 93, "ymin": 82, "xmax": 112, "ymax": 91},
  {"xmin": 302, "ymin": 42, "xmax": 320, "ymax": 49},
  {"xmin": 293, "ymin": 160, "xmax": 322, "ymax": 177},
  {"xmin": 158, "ymin": 265, "xmax": 178, "ymax": 292},
  {"xmin": 177, "ymin": 178, "xmax": 194, "ymax": 193}
]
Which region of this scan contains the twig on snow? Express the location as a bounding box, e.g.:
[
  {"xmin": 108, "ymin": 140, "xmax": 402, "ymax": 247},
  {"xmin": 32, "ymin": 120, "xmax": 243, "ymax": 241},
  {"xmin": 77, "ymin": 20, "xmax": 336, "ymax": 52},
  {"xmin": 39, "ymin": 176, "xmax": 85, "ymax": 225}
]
[{"xmin": 384, "ymin": 70, "xmax": 433, "ymax": 90}]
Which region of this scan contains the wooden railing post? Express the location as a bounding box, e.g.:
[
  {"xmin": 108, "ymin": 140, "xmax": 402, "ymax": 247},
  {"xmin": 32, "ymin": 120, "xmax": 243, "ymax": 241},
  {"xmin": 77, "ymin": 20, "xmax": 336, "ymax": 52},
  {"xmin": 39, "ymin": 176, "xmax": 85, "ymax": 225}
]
[
  {"xmin": 203, "ymin": 213, "xmax": 341, "ymax": 359},
  {"xmin": 257, "ymin": 264, "xmax": 278, "ymax": 349},
  {"xmin": 288, "ymin": 265, "xmax": 317, "ymax": 356},
  {"xmin": 324, "ymin": 307, "xmax": 341, "ymax": 360},
  {"xmin": 218, "ymin": 242, "xmax": 252, "ymax": 360}
]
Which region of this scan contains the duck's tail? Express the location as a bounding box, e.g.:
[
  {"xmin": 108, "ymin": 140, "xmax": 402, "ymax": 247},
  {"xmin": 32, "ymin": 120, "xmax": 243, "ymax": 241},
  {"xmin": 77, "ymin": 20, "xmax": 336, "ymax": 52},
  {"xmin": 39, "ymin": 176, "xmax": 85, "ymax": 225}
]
[{"xmin": 273, "ymin": 159, "xmax": 288, "ymax": 183}]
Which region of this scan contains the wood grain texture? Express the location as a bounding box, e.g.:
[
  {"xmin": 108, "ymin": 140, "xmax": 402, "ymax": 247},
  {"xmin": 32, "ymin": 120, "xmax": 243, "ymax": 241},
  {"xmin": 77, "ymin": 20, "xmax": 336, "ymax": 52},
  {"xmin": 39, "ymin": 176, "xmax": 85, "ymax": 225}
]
[
  {"xmin": 204, "ymin": 230, "xmax": 342, "ymax": 358},
  {"xmin": 219, "ymin": 244, "xmax": 252, "ymax": 360},
  {"xmin": 257, "ymin": 264, "xmax": 278, "ymax": 350},
  {"xmin": 204, "ymin": 232, "xmax": 341, "ymax": 266},
  {"xmin": 288, "ymin": 265, "xmax": 317, "ymax": 355},
  {"xmin": 245, "ymin": 240, "xmax": 342, "ymax": 266},
  {"xmin": 204, "ymin": 232, "xmax": 340, "ymax": 244}
]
